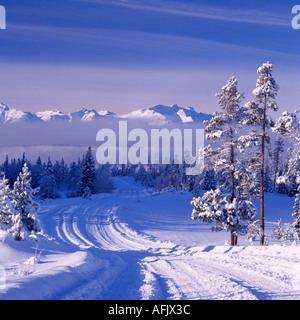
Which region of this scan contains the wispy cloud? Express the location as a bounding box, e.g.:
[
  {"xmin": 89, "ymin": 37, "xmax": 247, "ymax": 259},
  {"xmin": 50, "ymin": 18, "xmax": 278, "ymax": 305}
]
[
  {"xmin": 76, "ymin": 0, "xmax": 291, "ymax": 27},
  {"xmin": 6, "ymin": 23, "xmax": 299, "ymax": 62}
]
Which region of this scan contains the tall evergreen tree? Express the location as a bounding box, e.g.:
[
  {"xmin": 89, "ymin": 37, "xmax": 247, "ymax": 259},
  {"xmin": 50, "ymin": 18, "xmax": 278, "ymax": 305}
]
[
  {"xmin": 0, "ymin": 175, "xmax": 15, "ymax": 227},
  {"xmin": 292, "ymin": 177, "xmax": 300, "ymax": 241},
  {"xmin": 192, "ymin": 77, "xmax": 257, "ymax": 245},
  {"xmin": 81, "ymin": 147, "xmax": 96, "ymax": 196},
  {"xmin": 242, "ymin": 62, "xmax": 279, "ymax": 245},
  {"xmin": 11, "ymin": 163, "xmax": 40, "ymax": 235},
  {"xmin": 273, "ymin": 109, "xmax": 300, "ymax": 239}
]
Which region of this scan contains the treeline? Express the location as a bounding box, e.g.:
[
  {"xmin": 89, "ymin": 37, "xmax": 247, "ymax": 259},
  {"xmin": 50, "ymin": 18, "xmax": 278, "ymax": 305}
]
[
  {"xmin": 0, "ymin": 147, "xmax": 113, "ymax": 199},
  {"xmin": 132, "ymin": 140, "xmax": 299, "ymax": 198},
  {"xmin": 0, "ymin": 147, "xmax": 114, "ymax": 241},
  {"xmin": 0, "ymin": 141, "xmax": 298, "ymax": 200}
]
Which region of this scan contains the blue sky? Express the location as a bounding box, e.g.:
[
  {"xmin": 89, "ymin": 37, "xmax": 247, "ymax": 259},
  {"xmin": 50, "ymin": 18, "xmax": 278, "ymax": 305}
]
[{"xmin": 0, "ymin": 0, "xmax": 299, "ymax": 114}]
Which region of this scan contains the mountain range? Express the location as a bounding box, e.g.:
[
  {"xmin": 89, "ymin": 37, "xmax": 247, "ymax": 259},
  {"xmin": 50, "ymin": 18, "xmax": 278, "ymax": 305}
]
[{"xmin": 0, "ymin": 103, "xmax": 211, "ymax": 125}]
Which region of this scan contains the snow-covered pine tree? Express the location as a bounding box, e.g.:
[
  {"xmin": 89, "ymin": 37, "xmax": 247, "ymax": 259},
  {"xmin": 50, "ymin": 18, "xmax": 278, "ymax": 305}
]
[
  {"xmin": 191, "ymin": 189, "xmax": 257, "ymax": 242},
  {"xmin": 8, "ymin": 213, "xmax": 26, "ymax": 241},
  {"xmin": 192, "ymin": 77, "xmax": 257, "ymax": 245},
  {"xmin": 292, "ymin": 177, "xmax": 300, "ymax": 241},
  {"xmin": 242, "ymin": 62, "xmax": 279, "ymax": 245},
  {"xmin": 11, "ymin": 163, "xmax": 40, "ymax": 235},
  {"xmin": 273, "ymin": 219, "xmax": 283, "ymax": 240},
  {"xmin": 0, "ymin": 173, "xmax": 29, "ymax": 241},
  {"xmin": 204, "ymin": 77, "xmax": 245, "ymax": 195},
  {"xmin": 0, "ymin": 175, "xmax": 15, "ymax": 227},
  {"xmin": 273, "ymin": 109, "xmax": 300, "ymax": 240},
  {"xmin": 81, "ymin": 146, "xmax": 96, "ymax": 196}
]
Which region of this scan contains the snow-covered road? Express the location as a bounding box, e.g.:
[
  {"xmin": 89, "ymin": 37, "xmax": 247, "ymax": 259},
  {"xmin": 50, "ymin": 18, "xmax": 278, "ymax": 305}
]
[{"xmin": 0, "ymin": 177, "xmax": 300, "ymax": 300}]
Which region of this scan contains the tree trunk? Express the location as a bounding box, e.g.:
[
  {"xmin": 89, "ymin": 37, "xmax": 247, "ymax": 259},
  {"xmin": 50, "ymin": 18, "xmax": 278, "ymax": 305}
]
[
  {"xmin": 260, "ymin": 99, "xmax": 267, "ymax": 246},
  {"xmin": 231, "ymin": 232, "xmax": 235, "ymax": 246},
  {"xmin": 229, "ymin": 120, "xmax": 236, "ymax": 246},
  {"xmin": 231, "ymin": 232, "xmax": 238, "ymax": 246}
]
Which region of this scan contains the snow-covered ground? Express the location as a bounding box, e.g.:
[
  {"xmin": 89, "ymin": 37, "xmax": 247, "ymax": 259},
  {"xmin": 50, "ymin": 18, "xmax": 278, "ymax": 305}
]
[{"xmin": 0, "ymin": 177, "xmax": 299, "ymax": 300}]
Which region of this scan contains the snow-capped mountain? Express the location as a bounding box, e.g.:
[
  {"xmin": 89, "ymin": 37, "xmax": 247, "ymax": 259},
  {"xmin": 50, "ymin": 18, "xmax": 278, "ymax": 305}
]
[
  {"xmin": 36, "ymin": 109, "xmax": 71, "ymax": 122},
  {"xmin": 70, "ymin": 108, "xmax": 101, "ymax": 122},
  {"xmin": 0, "ymin": 103, "xmax": 41, "ymax": 123},
  {"xmin": 121, "ymin": 104, "xmax": 211, "ymax": 124},
  {"xmin": 0, "ymin": 103, "xmax": 211, "ymax": 125},
  {"xmin": 98, "ymin": 110, "xmax": 116, "ymax": 117}
]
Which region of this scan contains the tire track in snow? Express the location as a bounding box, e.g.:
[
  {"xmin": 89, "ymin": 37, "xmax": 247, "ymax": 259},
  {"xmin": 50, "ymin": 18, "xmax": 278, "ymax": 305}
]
[
  {"xmin": 38, "ymin": 177, "xmax": 300, "ymax": 300},
  {"xmin": 139, "ymin": 256, "xmax": 258, "ymax": 300},
  {"xmin": 139, "ymin": 248, "xmax": 299, "ymax": 300},
  {"xmin": 186, "ymin": 251, "xmax": 296, "ymax": 299}
]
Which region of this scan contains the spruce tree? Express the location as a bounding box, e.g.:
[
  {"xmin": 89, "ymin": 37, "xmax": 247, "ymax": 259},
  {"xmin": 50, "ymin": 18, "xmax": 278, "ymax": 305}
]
[
  {"xmin": 0, "ymin": 175, "xmax": 15, "ymax": 227},
  {"xmin": 8, "ymin": 213, "xmax": 26, "ymax": 241},
  {"xmin": 81, "ymin": 147, "xmax": 96, "ymax": 196},
  {"xmin": 11, "ymin": 163, "xmax": 40, "ymax": 234}
]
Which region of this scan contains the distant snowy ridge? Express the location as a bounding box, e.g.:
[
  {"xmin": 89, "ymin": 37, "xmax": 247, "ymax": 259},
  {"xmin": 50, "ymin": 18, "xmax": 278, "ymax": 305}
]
[
  {"xmin": 0, "ymin": 104, "xmax": 114, "ymax": 124},
  {"xmin": 36, "ymin": 109, "xmax": 71, "ymax": 122},
  {"xmin": 0, "ymin": 103, "xmax": 41, "ymax": 123},
  {"xmin": 0, "ymin": 103, "xmax": 211, "ymax": 124},
  {"xmin": 121, "ymin": 104, "xmax": 212, "ymax": 124},
  {"xmin": 71, "ymin": 108, "xmax": 115, "ymax": 122}
]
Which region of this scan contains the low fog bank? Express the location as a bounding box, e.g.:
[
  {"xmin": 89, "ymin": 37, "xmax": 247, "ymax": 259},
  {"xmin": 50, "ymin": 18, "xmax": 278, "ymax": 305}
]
[{"xmin": 0, "ymin": 119, "xmax": 205, "ymax": 163}]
